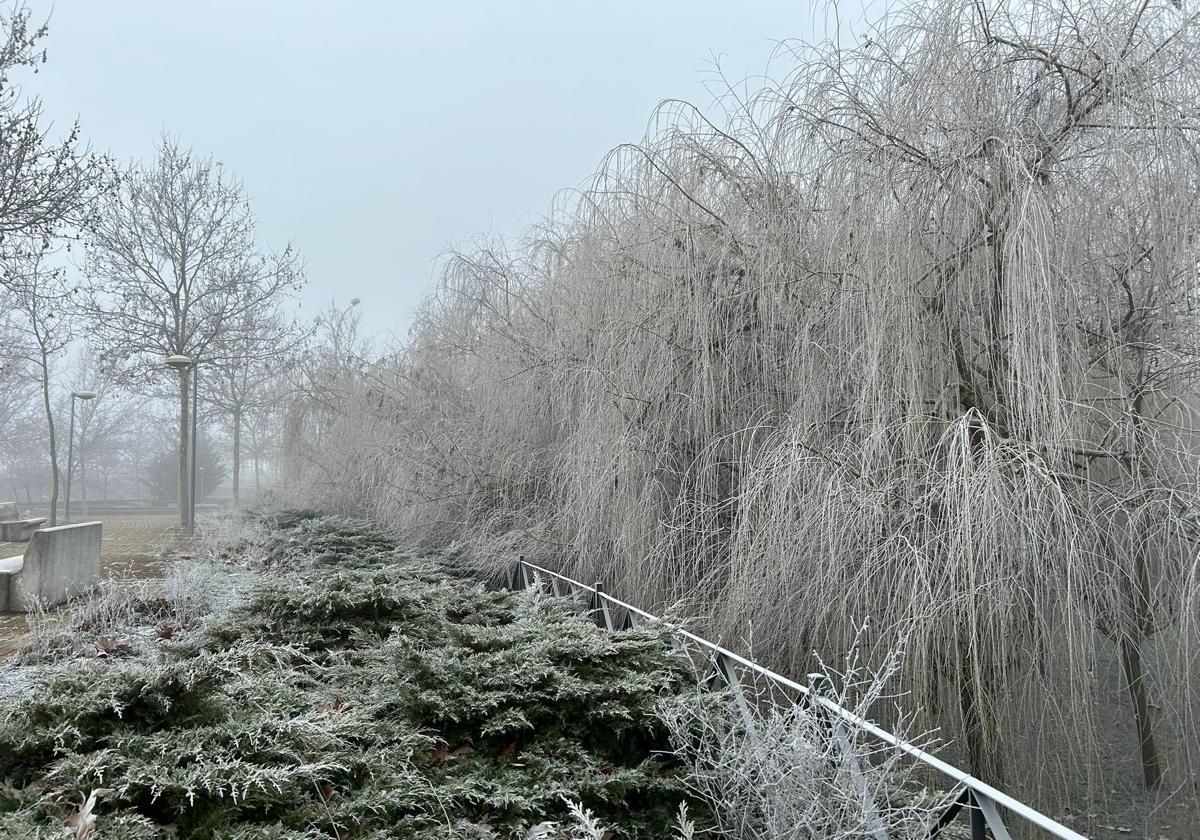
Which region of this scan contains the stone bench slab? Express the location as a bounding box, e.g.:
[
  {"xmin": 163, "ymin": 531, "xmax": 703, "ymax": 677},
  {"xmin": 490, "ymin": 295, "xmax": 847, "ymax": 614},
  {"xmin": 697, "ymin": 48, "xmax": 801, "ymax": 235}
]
[
  {"xmin": 0, "ymin": 521, "xmax": 102, "ymax": 613},
  {"xmin": 0, "ymin": 518, "xmax": 47, "ymax": 542}
]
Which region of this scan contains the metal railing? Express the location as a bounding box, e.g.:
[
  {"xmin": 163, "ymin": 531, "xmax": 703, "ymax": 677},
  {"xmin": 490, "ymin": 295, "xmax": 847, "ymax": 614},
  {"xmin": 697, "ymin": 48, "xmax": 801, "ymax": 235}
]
[{"xmin": 511, "ymin": 557, "xmax": 1088, "ymax": 840}]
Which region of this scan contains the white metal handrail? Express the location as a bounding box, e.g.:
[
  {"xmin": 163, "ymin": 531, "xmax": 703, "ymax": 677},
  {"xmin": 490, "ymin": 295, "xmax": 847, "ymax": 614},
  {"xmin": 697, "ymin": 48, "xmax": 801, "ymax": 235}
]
[{"xmin": 512, "ymin": 557, "xmax": 1089, "ymax": 840}]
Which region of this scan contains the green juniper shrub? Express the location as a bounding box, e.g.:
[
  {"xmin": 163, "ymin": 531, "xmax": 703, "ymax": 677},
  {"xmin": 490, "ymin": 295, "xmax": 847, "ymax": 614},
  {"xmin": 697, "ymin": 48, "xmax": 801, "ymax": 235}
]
[{"xmin": 0, "ymin": 514, "xmax": 709, "ymax": 839}]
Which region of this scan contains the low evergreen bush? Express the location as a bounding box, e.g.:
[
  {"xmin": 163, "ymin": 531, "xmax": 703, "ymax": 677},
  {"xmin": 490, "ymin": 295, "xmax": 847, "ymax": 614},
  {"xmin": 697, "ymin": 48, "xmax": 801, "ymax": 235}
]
[{"xmin": 0, "ymin": 515, "xmax": 703, "ymax": 839}]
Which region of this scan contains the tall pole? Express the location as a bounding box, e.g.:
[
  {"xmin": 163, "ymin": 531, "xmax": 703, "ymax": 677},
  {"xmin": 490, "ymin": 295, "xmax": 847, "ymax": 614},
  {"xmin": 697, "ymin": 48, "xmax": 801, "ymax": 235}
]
[
  {"xmin": 64, "ymin": 399, "xmax": 77, "ymax": 523},
  {"xmin": 164, "ymin": 356, "xmax": 194, "ymax": 533},
  {"xmin": 189, "ymin": 362, "xmax": 198, "ymax": 537}
]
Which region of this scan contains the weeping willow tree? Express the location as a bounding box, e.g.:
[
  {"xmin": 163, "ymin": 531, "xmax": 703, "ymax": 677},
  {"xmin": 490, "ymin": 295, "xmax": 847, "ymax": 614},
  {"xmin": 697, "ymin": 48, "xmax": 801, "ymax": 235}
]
[{"xmin": 286, "ymin": 0, "xmax": 1200, "ymax": 810}]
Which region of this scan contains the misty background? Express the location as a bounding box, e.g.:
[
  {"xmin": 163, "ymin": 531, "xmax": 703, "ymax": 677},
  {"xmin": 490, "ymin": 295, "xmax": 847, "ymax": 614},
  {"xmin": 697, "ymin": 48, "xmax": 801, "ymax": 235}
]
[{"xmin": 25, "ymin": 0, "xmax": 857, "ymax": 338}]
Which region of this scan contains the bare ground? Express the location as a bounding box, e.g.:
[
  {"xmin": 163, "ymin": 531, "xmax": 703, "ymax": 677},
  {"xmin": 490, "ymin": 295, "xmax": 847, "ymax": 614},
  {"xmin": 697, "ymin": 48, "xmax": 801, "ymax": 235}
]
[{"xmin": 0, "ymin": 514, "xmax": 189, "ymax": 656}]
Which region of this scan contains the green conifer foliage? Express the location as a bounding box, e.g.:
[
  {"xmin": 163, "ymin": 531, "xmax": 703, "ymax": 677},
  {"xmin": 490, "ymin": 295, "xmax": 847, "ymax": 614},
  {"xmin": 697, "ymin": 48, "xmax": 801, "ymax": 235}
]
[{"xmin": 0, "ymin": 515, "xmax": 702, "ymax": 839}]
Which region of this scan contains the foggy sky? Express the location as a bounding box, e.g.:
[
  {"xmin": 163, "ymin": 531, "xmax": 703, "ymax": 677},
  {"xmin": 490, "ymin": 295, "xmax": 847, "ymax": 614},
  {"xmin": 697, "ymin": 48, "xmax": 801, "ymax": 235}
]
[{"xmin": 25, "ymin": 1, "xmax": 861, "ymax": 339}]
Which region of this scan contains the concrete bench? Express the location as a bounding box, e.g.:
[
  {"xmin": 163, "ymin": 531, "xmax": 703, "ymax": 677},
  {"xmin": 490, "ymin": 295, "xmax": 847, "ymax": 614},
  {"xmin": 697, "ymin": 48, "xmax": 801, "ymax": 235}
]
[
  {"xmin": 0, "ymin": 501, "xmax": 46, "ymax": 543},
  {"xmin": 0, "ymin": 521, "xmax": 102, "ymax": 612},
  {"xmin": 0, "ymin": 518, "xmax": 48, "ymax": 542}
]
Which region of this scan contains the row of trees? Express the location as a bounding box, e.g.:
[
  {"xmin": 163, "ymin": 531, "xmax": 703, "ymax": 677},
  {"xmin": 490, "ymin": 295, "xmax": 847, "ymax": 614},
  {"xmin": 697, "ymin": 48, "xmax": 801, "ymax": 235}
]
[
  {"xmin": 0, "ymin": 343, "xmax": 287, "ymax": 508},
  {"xmin": 282, "ymin": 0, "xmax": 1200, "ymax": 820},
  {"xmin": 0, "ymin": 4, "xmax": 306, "ymax": 525}
]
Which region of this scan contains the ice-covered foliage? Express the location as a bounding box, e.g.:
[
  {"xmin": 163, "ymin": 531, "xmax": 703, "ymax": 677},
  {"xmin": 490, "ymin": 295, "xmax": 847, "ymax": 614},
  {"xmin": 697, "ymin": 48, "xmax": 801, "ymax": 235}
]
[
  {"xmin": 281, "ymin": 0, "xmax": 1200, "ymax": 806},
  {"xmin": 0, "ymin": 514, "xmax": 705, "ymax": 838}
]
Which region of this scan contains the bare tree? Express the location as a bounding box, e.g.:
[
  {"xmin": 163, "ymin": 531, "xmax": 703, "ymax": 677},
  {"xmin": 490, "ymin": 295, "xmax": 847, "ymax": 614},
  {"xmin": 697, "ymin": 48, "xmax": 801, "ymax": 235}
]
[
  {"xmin": 84, "ymin": 137, "xmax": 303, "ymax": 527},
  {"xmin": 0, "ymin": 289, "xmax": 36, "ymax": 438},
  {"xmin": 281, "ymin": 300, "xmax": 369, "ymax": 482},
  {"xmin": 4, "ymin": 254, "xmax": 73, "ymax": 523},
  {"xmin": 0, "ymin": 4, "xmax": 105, "ymax": 279},
  {"xmin": 206, "ymin": 302, "xmax": 307, "ymax": 505},
  {"xmin": 0, "ymin": 4, "xmax": 104, "ymax": 515},
  {"xmin": 60, "ymin": 347, "xmax": 130, "ymax": 507},
  {"xmin": 243, "ymin": 400, "xmax": 285, "ymax": 494}
]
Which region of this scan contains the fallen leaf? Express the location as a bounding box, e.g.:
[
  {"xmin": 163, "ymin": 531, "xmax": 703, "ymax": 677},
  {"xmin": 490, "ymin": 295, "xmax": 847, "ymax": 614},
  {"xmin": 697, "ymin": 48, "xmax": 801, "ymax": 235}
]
[
  {"xmin": 95, "ymin": 636, "xmax": 127, "ymax": 656},
  {"xmin": 450, "ymin": 744, "xmax": 474, "ymax": 759},
  {"xmin": 66, "ymin": 788, "xmax": 111, "ymax": 839},
  {"xmin": 157, "ymin": 624, "xmax": 175, "ymax": 639}
]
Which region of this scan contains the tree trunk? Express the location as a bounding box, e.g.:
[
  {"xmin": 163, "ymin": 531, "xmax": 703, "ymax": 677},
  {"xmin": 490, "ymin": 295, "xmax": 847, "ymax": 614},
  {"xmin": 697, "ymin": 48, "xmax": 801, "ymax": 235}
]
[
  {"xmin": 958, "ymin": 638, "xmax": 1004, "ymax": 786},
  {"xmin": 1118, "ymin": 633, "xmax": 1163, "ymax": 787},
  {"xmin": 1123, "ymin": 547, "xmax": 1164, "ymax": 789},
  {"xmin": 232, "ymin": 405, "xmax": 241, "ymax": 506},
  {"xmin": 40, "ymin": 355, "xmax": 59, "ymax": 526},
  {"xmin": 178, "ymin": 368, "xmax": 190, "ymax": 529}
]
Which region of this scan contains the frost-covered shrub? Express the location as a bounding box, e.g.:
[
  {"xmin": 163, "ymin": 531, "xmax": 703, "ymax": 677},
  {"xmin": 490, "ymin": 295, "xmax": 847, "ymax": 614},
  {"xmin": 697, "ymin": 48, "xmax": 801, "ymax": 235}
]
[
  {"xmin": 659, "ymin": 677, "xmax": 942, "ymax": 840},
  {"xmin": 0, "ymin": 515, "xmax": 706, "ymax": 839}
]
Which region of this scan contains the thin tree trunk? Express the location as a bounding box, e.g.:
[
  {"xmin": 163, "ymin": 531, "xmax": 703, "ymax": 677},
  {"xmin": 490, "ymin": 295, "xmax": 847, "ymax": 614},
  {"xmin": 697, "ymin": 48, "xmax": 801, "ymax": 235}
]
[
  {"xmin": 958, "ymin": 638, "xmax": 1004, "ymax": 786},
  {"xmin": 178, "ymin": 368, "xmax": 190, "ymax": 529},
  {"xmin": 1123, "ymin": 545, "xmax": 1164, "ymax": 788},
  {"xmin": 232, "ymin": 405, "xmax": 241, "ymax": 506},
  {"xmin": 1118, "ymin": 633, "xmax": 1163, "ymax": 787},
  {"xmin": 40, "ymin": 354, "xmax": 59, "ymax": 526}
]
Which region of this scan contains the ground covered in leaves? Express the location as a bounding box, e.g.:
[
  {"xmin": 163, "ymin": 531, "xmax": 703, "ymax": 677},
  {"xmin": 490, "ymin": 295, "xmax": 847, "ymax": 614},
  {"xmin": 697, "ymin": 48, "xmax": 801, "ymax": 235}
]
[{"xmin": 0, "ymin": 512, "xmax": 705, "ymax": 839}]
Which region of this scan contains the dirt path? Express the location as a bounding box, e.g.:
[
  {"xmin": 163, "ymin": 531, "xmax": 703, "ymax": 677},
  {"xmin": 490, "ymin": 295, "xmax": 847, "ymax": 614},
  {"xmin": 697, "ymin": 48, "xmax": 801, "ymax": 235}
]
[{"xmin": 0, "ymin": 515, "xmax": 187, "ymax": 656}]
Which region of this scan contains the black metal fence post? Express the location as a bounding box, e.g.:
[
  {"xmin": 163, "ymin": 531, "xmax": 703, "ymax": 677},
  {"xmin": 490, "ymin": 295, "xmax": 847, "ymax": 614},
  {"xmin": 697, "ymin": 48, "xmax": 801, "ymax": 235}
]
[{"xmin": 592, "ymin": 582, "xmax": 614, "ymax": 630}]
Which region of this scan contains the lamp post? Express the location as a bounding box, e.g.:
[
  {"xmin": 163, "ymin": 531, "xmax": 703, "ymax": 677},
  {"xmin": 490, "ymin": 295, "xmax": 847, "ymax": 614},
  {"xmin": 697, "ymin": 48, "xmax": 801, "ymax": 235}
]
[
  {"xmin": 63, "ymin": 390, "xmax": 97, "ymax": 524},
  {"xmin": 165, "ymin": 354, "xmax": 198, "ymax": 537}
]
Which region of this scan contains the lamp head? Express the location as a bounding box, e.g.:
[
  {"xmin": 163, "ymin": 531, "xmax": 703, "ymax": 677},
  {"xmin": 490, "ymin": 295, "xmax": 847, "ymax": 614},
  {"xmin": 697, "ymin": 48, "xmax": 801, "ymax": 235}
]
[
  {"xmin": 164, "ymin": 354, "xmax": 193, "ymax": 370},
  {"xmin": 73, "ymin": 390, "xmax": 98, "ymax": 400}
]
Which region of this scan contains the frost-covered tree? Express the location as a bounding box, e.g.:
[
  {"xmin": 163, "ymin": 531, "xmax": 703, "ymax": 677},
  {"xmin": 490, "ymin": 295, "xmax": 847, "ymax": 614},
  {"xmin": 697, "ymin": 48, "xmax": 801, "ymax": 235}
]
[
  {"xmin": 59, "ymin": 348, "xmax": 131, "ymax": 505},
  {"xmin": 84, "ymin": 137, "xmax": 302, "ymax": 527},
  {"xmin": 285, "ymin": 0, "xmax": 1200, "ymax": 809},
  {"xmin": 207, "ymin": 303, "xmax": 306, "ymax": 505},
  {"xmin": 0, "ymin": 4, "xmax": 104, "ymax": 277},
  {"xmin": 4, "ymin": 255, "xmax": 73, "ymax": 523}
]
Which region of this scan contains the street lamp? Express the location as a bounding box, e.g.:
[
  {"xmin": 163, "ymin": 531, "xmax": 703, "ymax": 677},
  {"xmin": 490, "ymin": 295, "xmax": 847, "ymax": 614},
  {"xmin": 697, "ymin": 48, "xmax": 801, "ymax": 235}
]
[
  {"xmin": 63, "ymin": 390, "xmax": 97, "ymax": 524},
  {"xmin": 165, "ymin": 354, "xmax": 198, "ymax": 537}
]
